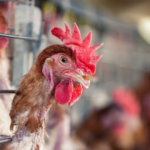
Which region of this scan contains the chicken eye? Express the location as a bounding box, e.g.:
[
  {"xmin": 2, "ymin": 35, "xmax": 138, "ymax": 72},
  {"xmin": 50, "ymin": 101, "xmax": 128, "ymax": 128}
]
[{"xmin": 60, "ymin": 56, "xmax": 68, "ymax": 64}]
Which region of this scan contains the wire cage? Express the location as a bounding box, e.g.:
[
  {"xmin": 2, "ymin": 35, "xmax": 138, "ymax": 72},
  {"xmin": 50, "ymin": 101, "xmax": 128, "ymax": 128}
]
[
  {"xmin": 0, "ymin": 0, "xmax": 44, "ymax": 144},
  {"xmin": 0, "ymin": 0, "xmax": 150, "ymax": 147},
  {"xmin": 0, "ymin": 0, "xmax": 45, "ymax": 86}
]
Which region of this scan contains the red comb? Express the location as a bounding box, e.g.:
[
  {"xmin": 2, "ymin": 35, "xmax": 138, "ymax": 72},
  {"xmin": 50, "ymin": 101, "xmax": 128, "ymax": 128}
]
[
  {"xmin": 112, "ymin": 88, "xmax": 140, "ymax": 117},
  {"xmin": 51, "ymin": 23, "xmax": 103, "ymax": 74},
  {"xmin": 0, "ymin": 11, "xmax": 8, "ymax": 49}
]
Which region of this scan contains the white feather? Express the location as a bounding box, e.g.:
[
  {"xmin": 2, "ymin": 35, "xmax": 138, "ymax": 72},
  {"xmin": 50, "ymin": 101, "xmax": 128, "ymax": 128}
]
[
  {"xmin": 0, "ymin": 51, "xmax": 14, "ymax": 136},
  {"xmin": 0, "ymin": 100, "xmax": 11, "ymax": 135}
]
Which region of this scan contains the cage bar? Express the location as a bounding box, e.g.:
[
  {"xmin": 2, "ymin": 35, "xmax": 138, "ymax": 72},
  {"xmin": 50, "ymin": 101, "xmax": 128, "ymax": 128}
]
[
  {"xmin": 0, "ymin": 138, "xmax": 12, "ymax": 144},
  {"xmin": 0, "ymin": 90, "xmax": 17, "ymax": 93},
  {"xmin": 0, "ymin": 33, "xmax": 38, "ymax": 41}
]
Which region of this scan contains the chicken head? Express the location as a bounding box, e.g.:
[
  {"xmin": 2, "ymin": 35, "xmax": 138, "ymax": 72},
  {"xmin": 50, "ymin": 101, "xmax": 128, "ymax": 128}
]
[{"xmin": 42, "ymin": 23, "xmax": 103, "ymax": 106}]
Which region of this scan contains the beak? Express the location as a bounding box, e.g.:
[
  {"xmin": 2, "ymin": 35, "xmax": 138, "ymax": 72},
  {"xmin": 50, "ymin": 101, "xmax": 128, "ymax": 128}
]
[{"xmin": 65, "ymin": 70, "xmax": 90, "ymax": 89}]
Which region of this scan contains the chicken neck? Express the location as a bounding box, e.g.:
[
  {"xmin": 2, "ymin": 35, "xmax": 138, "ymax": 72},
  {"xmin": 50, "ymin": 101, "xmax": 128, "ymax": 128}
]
[{"xmin": 1, "ymin": 63, "xmax": 57, "ymax": 150}]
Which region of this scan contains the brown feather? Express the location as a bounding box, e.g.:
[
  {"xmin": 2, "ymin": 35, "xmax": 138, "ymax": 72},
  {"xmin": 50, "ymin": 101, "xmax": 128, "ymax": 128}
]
[
  {"xmin": 0, "ymin": 143, "xmax": 11, "ymax": 150},
  {"xmin": 25, "ymin": 115, "xmax": 39, "ymax": 133},
  {"xmin": 35, "ymin": 145, "xmax": 39, "ymax": 150}
]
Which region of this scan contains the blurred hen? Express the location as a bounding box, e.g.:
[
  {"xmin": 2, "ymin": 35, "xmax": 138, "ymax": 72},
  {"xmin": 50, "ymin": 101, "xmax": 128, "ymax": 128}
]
[
  {"xmin": 74, "ymin": 88, "xmax": 146, "ymax": 150},
  {"xmin": 0, "ymin": 11, "xmax": 12, "ymax": 135}
]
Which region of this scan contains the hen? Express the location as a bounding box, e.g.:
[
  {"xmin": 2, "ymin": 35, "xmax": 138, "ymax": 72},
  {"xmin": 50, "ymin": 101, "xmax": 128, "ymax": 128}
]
[
  {"xmin": 1, "ymin": 23, "xmax": 103, "ymax": 150},
  {"xmin": 0, "ymin": 10, "xmax": 12, "ymax": 136},
  {"xmin": 110, "ymin": 88, "xmax": 146, "ymax": 150},
  {"xmin": 75, "ymin": 88, "xmax": 146, "ymax": 150}
]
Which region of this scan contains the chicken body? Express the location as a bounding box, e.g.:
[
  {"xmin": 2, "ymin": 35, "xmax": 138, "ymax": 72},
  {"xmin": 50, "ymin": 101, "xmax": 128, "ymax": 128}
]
[
  {"xmin": 0, "ymin": 10, "xmax": 12, "ymax": 136},
  {"xmin": 1, "ymin": 45, "xmax": 88, "ymax": 150},
  {"xmin": 2, "ymin": 46, "xmax": 58, "ymax": 150}
]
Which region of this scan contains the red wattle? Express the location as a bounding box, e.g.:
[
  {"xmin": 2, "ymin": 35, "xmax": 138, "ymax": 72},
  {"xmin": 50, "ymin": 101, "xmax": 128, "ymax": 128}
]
[
  {"xmin": 55, "ymin": 80, "xmax": 73, "ymax": 105},
  {"xmin": 69, "ymin": 84, "xmax": 83, "ymax": 106}
]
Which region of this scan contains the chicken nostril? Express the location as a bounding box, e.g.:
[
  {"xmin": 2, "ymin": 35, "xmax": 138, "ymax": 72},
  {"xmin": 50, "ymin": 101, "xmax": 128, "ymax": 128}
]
[{"xmin": 83, "ymin": 75, "xmax": 89, "ymax": 81}]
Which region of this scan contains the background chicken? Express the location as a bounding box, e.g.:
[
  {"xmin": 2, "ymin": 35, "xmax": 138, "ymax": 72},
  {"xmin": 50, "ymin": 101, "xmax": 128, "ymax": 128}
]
[
  {"xmin": 1, "ymin": 23, "xmax": 103, "ymax": 150},
  {"xmin": 74, "ymin": 88, "xmax": 146, "ymax": 150},
  {"xmin": 0, "ymin": 10, "xmax": 13, "ymax": 136},
  {"xmin": 110, "ymin": 89, "xmax": 146, "ymax": 150},
  {"xmin": 0, "ymin": 3, "xmax": 8, "ymax": 20}
]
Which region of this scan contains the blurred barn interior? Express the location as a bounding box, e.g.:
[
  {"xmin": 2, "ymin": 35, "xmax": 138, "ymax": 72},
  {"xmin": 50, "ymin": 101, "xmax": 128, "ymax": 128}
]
[{"xmin": 0, "ymin": 0, "xmax": 150, "ymax": 149}]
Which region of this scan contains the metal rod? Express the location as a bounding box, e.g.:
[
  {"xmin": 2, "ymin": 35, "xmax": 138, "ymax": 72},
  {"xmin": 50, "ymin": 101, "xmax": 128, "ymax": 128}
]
[
  {"xmin": 0, "ymin": 0, "xmax": 31, "ymax": 3},
  {"xmin": 7, "ymin": 1, "xmax": 11, "ymax": 34},
  {"xmin": 0, "ymin": 90, "xmax": 17, "ymax": 93},
  {"xmin": 0, "ymin": 0, "xmax": 14, "ymax": 1},
  {"xmin": 0, "ymin": 33, "xmax": 38, "ymax": 41},
  {"xmin": 0, "ymin": 138, "xmax": 12, "ymax": 144},
  {"xmin": 7, "ymin": 28, "xmax": 14, "ymax": 32}
]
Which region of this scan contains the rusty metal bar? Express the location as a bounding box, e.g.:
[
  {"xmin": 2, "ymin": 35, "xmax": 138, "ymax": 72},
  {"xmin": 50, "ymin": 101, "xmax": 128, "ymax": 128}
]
[
  {"xmin": 0, "ymin": 0, "xmax": 31, "ymax": 4},
  {"xmin": 0, "ymin": 90, "xmax": 17, "ymax": 93}
]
